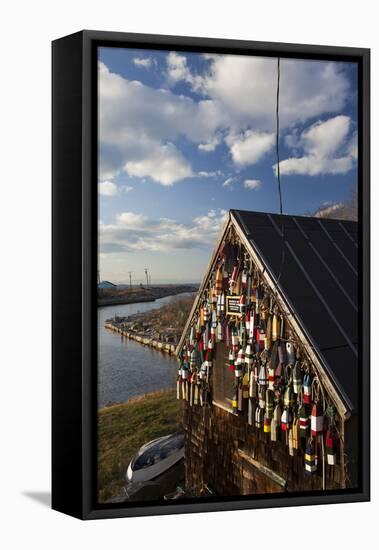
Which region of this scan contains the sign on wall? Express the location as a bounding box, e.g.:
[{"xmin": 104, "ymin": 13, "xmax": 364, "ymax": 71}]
[{"xmin": 226, "ymin": 295, "xmax": 242, "ymax": 317}]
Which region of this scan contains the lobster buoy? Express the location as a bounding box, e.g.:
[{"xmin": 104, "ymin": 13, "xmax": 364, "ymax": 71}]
[
  {"xmin": 239, "ymin": 321, "xmax": 247, "ymax": 348},
  {"xmin": 303, "ymin": 373, "xmax": 312, "ymax": 404},
  {"xmin": 242, "ymin": 372, "xmax": 249, "ymax": 399},
  {"xmin": 216, "ymin": 321, "xmax": 223, "ymax": 342},
  {"xmin": 198, "ymin": 339, "xmax": 204, "ymax": 362},
  {"xmin": 194, "ymin": 376, "xmax": 200, "ymax": 405},
  {"xmin": 249, "ymin": 367, "xmax": 256, "ymax": 398},
  {"xmin": 264, "ymin": 412, "xmax": 271, "ymax": 433},
  {"xmin": 265, "ymin": 389, "xmax": 274, "ymax": 418},
  {"xmin": 234, "ymin": 271, "xmax": 242, "ymax": 295},
  {"xmin": 326, "ymin": 426, "xmax": 337, "ymax": 465},
  {"xmin": 278, "ymin": 342, "xmax": 287, "ymax": 366},
  {"xmin": 258, "ymin": 364, "xmax": 267, "ymax": 387},
  {"xmin": 245, "ymin": 343, "xmax": 253, "ymax": 367},
  {"xmin": 255, "ymin": 285, "xmax": 263, "ymax": 313},
  {"xmin": 268, "ymin": 366, "xmax": 275, "ymax": 390},
  {"xmin": 231, "ymin": 328, "xmax": 239, "ymax": 352},
  {"xmin": 299, "ymin": 404, "xmax": 309, "ymax": 438},
  {"xmin": 241, "ymin": 269, "xmax": 248, "ymax": 289},
  {"xmin": 196, "ymin": 316, "xmax": 202, "ymax": 336},
  {"xmin": 239, "ymin": 293, "xmax": 246, "ymax": 315},
  {"xmin": 190, "ymin": 348, "xmax": 199, "ymax": 369},
  {"xmin": 284, "ymin": 384, "xmax": 294, "ymax": 408},
  {"xmin": 199, "ymin": 362, "xmax": 207, "ymax": 380},
  {"xmin": 258, "ymin": 321, "xmax": 266, "ymax": 350},
  {"xmin": 292, "ymin": 416, "xmax": 300, "ymax": 450},
  {"xmin": 274, "ymin": 363, "xmax": 283, "ymax": 386},
  {"xmin": 271, "ymin": 404, "xmax": 282, "ymax": 441},
  {"xmin": 245, "ymin": 310, "xmax": 250, "ymax": 333},
  {"xmin": 189, "ymin": 325, "xmax": 195, "ymax": 346},
  {"xmin": 286, "ymin": 342, "xmax": 295, "ymax": 365},
  {"xmin": 207, "ymin": 339, "xmax": 214, "ymax": 366},
  {"xmin": 305, "ymin": 438, "xmax": 317, "ymax": 474},
  {"xmin": 288, "ymin": 428, "xmax": 294, "ymax": 456},
  {"xmin": 281, "ymin": 408, "xmax": 291, "ymax": 431},
  {"xmin": 248, "ymin": 398, "xmax": 254, "ymax": 425},
  {"xmin": 214, "ymin": 267, "xmax": 223, "ymax": 295},
  {"xmin": 232, "ymin": 390, "xmax": 238, "ymax": 414},
  {"xmin": 181, "ymin": 365, "xmax": 189, "ymax": 381},
  {"xmin": 211, "ymin": 306, "xmax": 217, "ymax": 326},
  {"xmin": 265, "ymin": 316, "xmax": 272, "ymax": 350},
  {"xmin": 176, "ymin": 375, "xmax": 182, "ymax": 400},
  {"xmin": 237, "ymin": 381, "xmax": 244, "ymax": 412},
  {"xmin": 203, "ymin": 303, "xmax": 210, "ymax": 322},
  {"xmin": 272, "ymin": 314, "xmax": 279, "ymax": 341},
  {"xmin": 189, "ymin": 375, "xmax": 194, "ymax": 406},
  {"xmin": 255, "ymin": 406, "xmax": 264, "ymax": 429},
  {"xmin": 249, "ymin": 311, "xmax": 255, "ymax": 339},
  {"xmin": 235, "ymin": 348, "xmax": 244, "ymax": 378},
  {"xmin": 311, "ymin": 402, "xmax": 324, "ymax": 437},
  {"xmin": 228, "ymin": 350, "xmax": 235, "ymax": 372},
  {"xmin": 229, "ymin": 265, "xmax": 238, "ymax": 292},
  {"xmin": 217, "ymin": 293, "xmax": 225, "ymax": 315},
  {"xmin": 258, "ymin": 365, "xmax": 267, "ymax": 408},
  {"xmin": 293, "ymin": 362, "xmax": 302, "ymax": 394}
]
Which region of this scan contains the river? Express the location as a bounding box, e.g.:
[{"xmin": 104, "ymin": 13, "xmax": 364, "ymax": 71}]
[{"xmin": 98, "ymin": 293, "xmax": 192, "ymax": 408}]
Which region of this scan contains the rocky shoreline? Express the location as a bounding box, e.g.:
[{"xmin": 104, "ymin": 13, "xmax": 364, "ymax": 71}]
[{"xmin": 104, "ymin": 294, "xmax": 195, "ymax": 355}]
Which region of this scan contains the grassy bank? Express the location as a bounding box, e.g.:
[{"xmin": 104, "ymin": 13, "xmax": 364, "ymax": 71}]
[{"xmin": 97, "ymin": 389, "xmax": 183, "ymax": 502}]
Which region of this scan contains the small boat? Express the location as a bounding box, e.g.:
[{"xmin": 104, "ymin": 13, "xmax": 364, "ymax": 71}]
[{"xmin": 126, "ymin": 433, "xmax": 184, "ymax": 484}]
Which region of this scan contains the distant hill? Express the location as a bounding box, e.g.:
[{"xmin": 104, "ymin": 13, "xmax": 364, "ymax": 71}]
[{"xmin": 312, "ymin": 190, "xmax": 357, "ymax": 221}]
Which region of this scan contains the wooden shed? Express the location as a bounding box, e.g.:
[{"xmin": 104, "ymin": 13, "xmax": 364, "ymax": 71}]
[{"xmin": 176, "ymin": 209, "xmax": 358, "ymax": 496}]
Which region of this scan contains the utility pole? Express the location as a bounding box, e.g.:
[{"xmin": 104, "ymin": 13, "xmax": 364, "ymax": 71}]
[
  {"xmin": 144, "ymin": 268, "xmax": 149, "ymax": 288},
  {"xmin": 128, "ymin": 271, "xmax": 132, "ymax": 289}
]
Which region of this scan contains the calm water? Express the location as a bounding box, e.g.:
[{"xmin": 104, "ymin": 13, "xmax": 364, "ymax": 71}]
[{"xmin": 97, "ymin": 293, "xmax": 192, "ymax": 408}]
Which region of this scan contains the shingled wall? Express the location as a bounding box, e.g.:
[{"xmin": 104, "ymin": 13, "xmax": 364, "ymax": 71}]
[{"xmin": 183, "ymin": 338, "xmax": 346, "ymax": 496}]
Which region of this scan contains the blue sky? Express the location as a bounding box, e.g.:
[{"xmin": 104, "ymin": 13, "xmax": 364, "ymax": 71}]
[{"xmin": 98, "ymin": 47, "xmax": 358, "ymax": 284}]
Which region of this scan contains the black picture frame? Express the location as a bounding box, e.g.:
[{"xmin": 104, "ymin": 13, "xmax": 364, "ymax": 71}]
[{"xmin": 52, "ymin": 30, "xmax": 370, "ymax": 520}]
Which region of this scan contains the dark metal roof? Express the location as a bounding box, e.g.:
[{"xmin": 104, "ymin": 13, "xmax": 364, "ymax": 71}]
[{"xmin": 232, "ymin": 209, "xmax": 358, "ymax": 412}]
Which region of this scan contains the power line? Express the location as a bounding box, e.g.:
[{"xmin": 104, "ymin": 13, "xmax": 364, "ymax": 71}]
[
  {"xmin": 274, "ymin": 56, "xmax": 286, "ymax": 285},
  {"xmin": 275, "ymin": 57, "xmax": 283, "ymax": 218}
]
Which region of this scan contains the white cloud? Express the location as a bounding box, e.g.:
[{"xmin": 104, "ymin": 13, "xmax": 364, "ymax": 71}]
[
  {"xmin": 244, "ymin": 179, "xmax": 262, "ymax": 190},
  {"xmin": 133, "ymin": 57, "xmax": 153, "ymax": 69},
  {"xmin": 117, "ymin": 212, "xmax": 147, "ymax": 227},
  {"xmin": 226, "ymin": 130, "xmax": 274, "ymax": 166},
  {"xmin": 198, "ymin": 135, "xmax": 220, "ymax": 152},
  {"xmin": 222, "ymin": 177, "xmax": 235, "ymax": 188},
  {"xmin": 121, "ymin": 185, "xmax": 133, "ymax": 193},
  {"xmin": 99, "ymin": 209, "xmax": 228, "ymax": 253},
  {"xmin": 99, "ymin": 55, "xmax": 354, "ymax": 185},
  {"xmin": 347, "ymin": 131, "xmax": 358, "ymax": 160},
  {"xmin": 99, "ymin": 61, "xmax": 225, "ymax": 184},
  {"xmin": 197, "ymin": 170, "xmax": 223, "ymax": 178},
  {"xmin": 169, "ymin": 54, "xmax": 350, "ymax": 131},
  {"xmin": 166, "ymin": 52, "xmax": 203, "ymax": 90},
  {"xmin": 99, "ymin": 181, "xmax": 118, "ymax": 196},
  {"xmin": 277, "ymin": 115, "xmax": 356, "ymax": 176},
  {"xmin": 99, "ymin": 181, "xmax": 133, "ymax": 196},
  {"xmin": 125, "ymin": 143, "xmax": 192, "ymax": 185}
]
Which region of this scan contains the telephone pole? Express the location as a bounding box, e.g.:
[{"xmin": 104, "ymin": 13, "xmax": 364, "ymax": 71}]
[
  {"xmin": 128, "ymin": 271, "xmax": 132, "ymax": 289},
  {"xmin": 144, "ymin": 268, "xmax": 149, "ymax": 288}
]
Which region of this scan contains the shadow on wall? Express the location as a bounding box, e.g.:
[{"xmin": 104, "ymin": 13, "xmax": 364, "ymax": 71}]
[{"xmin": 22, "ymin": 491, "xmax": 51, "ymax": 508}]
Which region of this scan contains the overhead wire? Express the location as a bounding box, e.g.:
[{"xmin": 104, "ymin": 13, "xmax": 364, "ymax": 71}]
[{"xmin": 274, "ymin": 57, "xmax": 286, "ymax": 286}]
